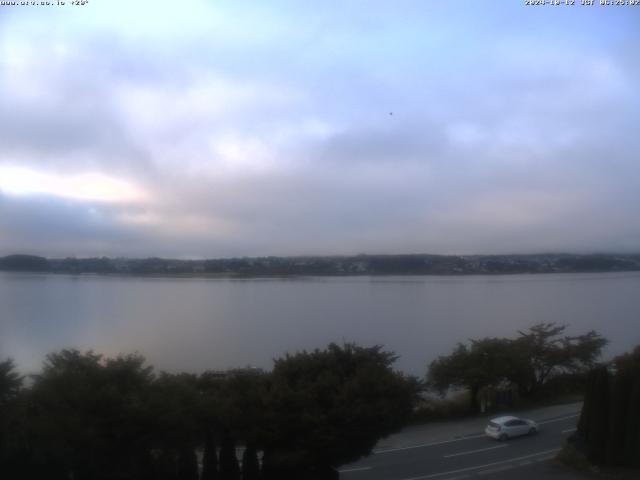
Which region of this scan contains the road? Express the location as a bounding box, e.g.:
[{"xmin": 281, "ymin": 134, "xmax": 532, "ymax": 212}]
[{"xmin": 339, "ymin": 406, "xmax": 581, "ymax": 480}]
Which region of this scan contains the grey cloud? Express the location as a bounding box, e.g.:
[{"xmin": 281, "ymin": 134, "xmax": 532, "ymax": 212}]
[
  {"xmin": 0, "ymin": 99, "xmax": 141, "ymax": 168},
  {"xmin": 307, "ymin": 120, "xmax": 446, "ymax": 166},
  {"xmin": 0, "ymin": 35, "xmax": 162, "ymax": 176},
  {"xmin": 0, "ymin": 2, "xmax": 639, "ymax": 257},
  {"xmin": 0, "ymin": 193, "xmax": 143, "ymax": 256}
]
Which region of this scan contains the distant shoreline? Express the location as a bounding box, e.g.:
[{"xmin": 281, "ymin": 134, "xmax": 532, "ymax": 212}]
[
  {"xmin": 1, "ymin": 253, "xmax": 639, "ymax": 278},
  {"xmin": 2, "ymin": 271, "xmax": 640, "ymax": 283}
]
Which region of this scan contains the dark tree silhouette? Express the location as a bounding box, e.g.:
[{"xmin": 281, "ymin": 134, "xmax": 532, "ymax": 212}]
[
  {"xmin": 428, "ymin": 323, "xmax": 608, "ymax": 412},
  {"xmin": 260, "ymin": 343, "xmax": 419, "ymax": 478},
  {"xmin": 575, "ymin": 346, "xmax": 640, "ymax": 468},
  {"xmin": 177, "ymin": 446, "xmax": 199, "ymax": 480},
  {"xmin": 201, "ymin": 369, "xmax": 268, "ymax": 480},
  {"xmin": 201, "ymin": 430, "xmax": 219, "ymax": 480},
  {"xmin": 0, "ymin": 358, "xmax": 24, "ymax": 477},
  {"xmin": 617, "ymin": 346, "xmax": 640, "ymax": 467},
  {"xmin": 428, "ymin": 338, "xmax": 519, "ymax": 412},
  {"xmin": 21, "ymin": 350, "xmax": 156, "ymax": 480},
  {"xmin": 606, "ymin": 362, "xmax": 633, "ymax": 465},
  {"xmin": 156, "ymin": 449, "xmax": 179, "ymax": 480},
  {"xmin": 624, "ymin": 375, "xmax": 640, "ymax": 467},
  {"xmin": 585, "ymin": 367, "xmax": 610, "ymax": 465},
  {"xmin": 515, "ymin": 323, "xmax": 607, "ymax": 396},
  {"xmin": 219, "ymin": 431, "xmax": 240, "ymax": 480},
  {"xmin": 0, "ymin": 343, "xmax": 421, "ymax": 480},
  {"xmin": 0, "ymin": 358, "xmax": 22, "ymax": 404},
  {"xmin": 242, "ymin": 444, "xmax": 261, "ymax": 480}
]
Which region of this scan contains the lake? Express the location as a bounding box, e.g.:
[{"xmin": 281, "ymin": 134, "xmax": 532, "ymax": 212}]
[{"xmin": 1, "ymin": 271, "xmax": 639, "ymax": 376}]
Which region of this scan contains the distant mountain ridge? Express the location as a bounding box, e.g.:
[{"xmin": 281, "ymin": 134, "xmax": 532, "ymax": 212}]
[{"xmin": 1, "ymin": 253, "xmax": 640, "ymax": 276}]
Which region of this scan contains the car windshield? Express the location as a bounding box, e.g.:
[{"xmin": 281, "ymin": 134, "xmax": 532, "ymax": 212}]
[{"xmin": 489, "ymin": 422, "xmax": 500, "ymax": 428}]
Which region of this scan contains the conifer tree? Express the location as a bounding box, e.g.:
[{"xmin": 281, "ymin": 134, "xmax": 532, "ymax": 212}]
[
  {"xmin": 177, "ymin": 446, "xmax": 199, "ymax": 480},
  {"xmin": 241, "ymin": 444, "xmax": 261, "ymax": 480},
  {"xmin": 606, "ymin": 368, "xmax": 631, "ymax": 465},
  {"xmin": 623, "ymin": 375, "xmax": 640, "ymax": 467},
  {"xmin": 202, "ymin": 431, "xmax": 219, "ymax": 480},
  {"xmin": 219, "ymin": 432, "xmax": 240, "ymax": 480},
  {"xmin": 585, "ymin": 366, "xmax": 609, "ymax": 465},
  {"xmin": 156, "ymin": 449, "xmax": 179, "ymax": 480}
]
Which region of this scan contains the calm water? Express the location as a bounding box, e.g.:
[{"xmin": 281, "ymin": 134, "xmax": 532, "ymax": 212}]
[{"xmin": 1, "ymin": 271, "xmax": 639, "ymax": 375}]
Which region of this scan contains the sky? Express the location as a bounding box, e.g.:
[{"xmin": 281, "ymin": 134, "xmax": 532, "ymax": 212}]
[{"xmin": 0, "ymin": 0, "xmax": 638, "ymax": 258}]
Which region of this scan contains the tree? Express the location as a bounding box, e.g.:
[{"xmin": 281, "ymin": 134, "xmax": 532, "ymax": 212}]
[
  {"xmin": 242, "ymin": 444, "xmax": 261, "ymax": 480},
  {"xmin": 146, "ymin": 373, "xmax": 202, "ymax": 480},
  {"xmin": 575, "ymin": 345, "xmax": 640, "ymax": 468},
  {"xmin": 219, "ymin": 431, "xmax": 240, "ymax": 480},
  {"xmin": 0, "ymin": 358, "xmax": 22, "ymax": 404},
  {"xmin": 605, "ymin": 346, "xmax": 640, "ymax": 465},
  {"xmin": 201, "ymin": 430, "xmax": 219, "ymax": 480},
  {"xmin": 584, "ymin": 367, "xmax": 610, "ymax": 465},
  {"xmin": 0, "ymin": 358, "xmax": 24, "ymax": 476},
  {"xmin": 427, "ymin": 338, "xmax": 522, "ymax": 412},
  {"xmin": 623, "ymin": 374, "xmax": 640, "ymax": 467},
  {"xmin": 212, "ymin": 369, "xmax": 268, "ymax": 479},
  {"xmin": 515, "ymin": 323, "xmax": 607, "ymax": 396},
  {"xmin": 260, "ymin": 343, "xmax": 419, "ymax": 478},
  {"xmin": 215, "ymin": 369, "xmax": 270, "ymax": 450},
  {"xmin": 3, "ymin": 343, "xmax": 421, "ymax": 480},
  {"xmin": 177, "ymin": 446, "xmax": 199, "ymax": 480},
  {"xmin": 616, "ymin": 346, "xmax": 640, "ymax": 467},
  {"xmin": 428, "ymin": 324, "xmax": 608, "ymax": 412},
  {"xmin": 24, "ymin": 350, "xmax": 156, "ymax": 480}
]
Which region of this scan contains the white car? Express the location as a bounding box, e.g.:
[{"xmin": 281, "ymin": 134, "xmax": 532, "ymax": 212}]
[{"xmin": 485, "ymin": 415, "xmax": 538, "ymax": 441}]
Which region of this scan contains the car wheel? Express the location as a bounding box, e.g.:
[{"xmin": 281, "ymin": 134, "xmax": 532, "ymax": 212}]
[
  {"xmin": 528, "ymin": 427, "xmax": 537, "ymax": 435},
  {"xmin": 499, "ymin": 433, "xmax": 508, "ymax": 441}
]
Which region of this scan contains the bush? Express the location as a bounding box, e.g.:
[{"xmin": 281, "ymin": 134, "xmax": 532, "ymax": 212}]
[{"xmin": 411, "ymin": 391, "xmax": 471, "ymax": 423}]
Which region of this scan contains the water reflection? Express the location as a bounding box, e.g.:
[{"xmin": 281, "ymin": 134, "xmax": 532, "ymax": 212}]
[{"xmin": 2, "ymin": 272, "xmax": 639, "ymax": 374}]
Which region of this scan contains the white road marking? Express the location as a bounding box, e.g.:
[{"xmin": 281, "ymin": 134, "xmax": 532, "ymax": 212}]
[
  {"xmin": 538, "ymin": 414, "xmax": 580, "ymax": 425},
  {"xmin": 443, "ymin": 444, "xmax": 507, "ymax": 458},
  {"xmin": 400, "ymin": 448, "xmax": 561, "ymax": 480},
  {"xmin": 535, "ymin": 455, "xmax": 556, "ymax": 462},
  {"xmin": 374, "ymin": 434, "xmax": 486, "ymax": 454},
  {"xmin": 562, "ymin": 427, "xmax": 577, "ymax": 434},
  {"xmin": 477, "ymin": 465, "xmax": 513, "ymax": 475},
  {"xmin": 338, "ymin": 466, "xmax": 372, "ymax": 473}
]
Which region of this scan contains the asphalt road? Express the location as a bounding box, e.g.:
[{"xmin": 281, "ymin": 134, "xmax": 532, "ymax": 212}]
[{"xmin": 339, "ymin": 412, "xmax": 580, "ymax": 480}]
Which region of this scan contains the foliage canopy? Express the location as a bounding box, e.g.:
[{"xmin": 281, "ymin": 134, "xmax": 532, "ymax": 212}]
[
  {"xmin": 0, "ymin": 343, "xmax": 418, "ymax": 480},
  {"xmin": 427, "ymin": 323, "xmax": 607, "ymax": 411}
]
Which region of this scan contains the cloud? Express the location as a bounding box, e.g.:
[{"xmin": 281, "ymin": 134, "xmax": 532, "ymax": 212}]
[
  {"xmin": 0, "ymin": 193, "xmax": 138, "ymax": 255},
  {"xmin": 0, "ymin": 166, "xmax": 148, "ymax": 203},
  {"xmin": 0, "ymin": 2, "xmax": 638, "ymax": 257}
]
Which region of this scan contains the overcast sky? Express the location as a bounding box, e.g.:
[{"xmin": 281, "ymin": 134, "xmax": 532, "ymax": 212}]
[{"xmin": 0, "ymin": 1, "xmax": 638, "ymax": 258}]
